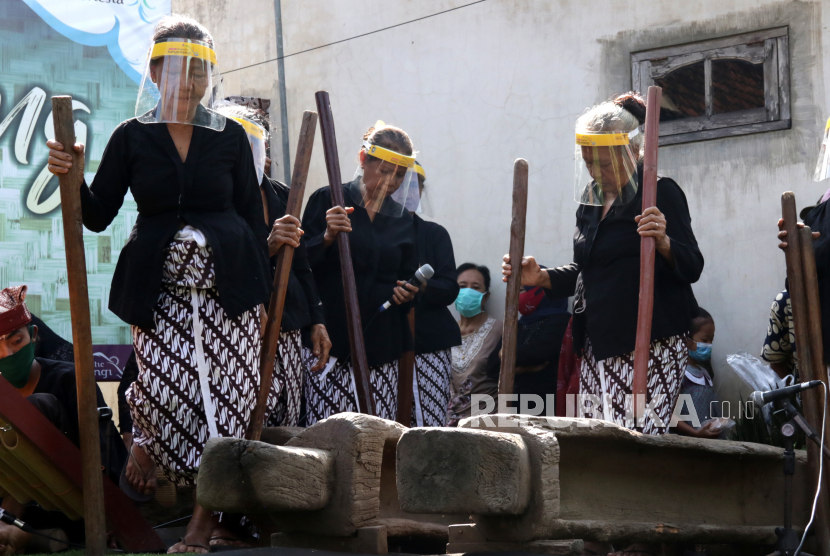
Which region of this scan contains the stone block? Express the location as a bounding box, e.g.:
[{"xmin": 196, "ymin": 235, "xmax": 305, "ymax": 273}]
[{"xmin": 396, "ymin": 427, "xmax": 531, "ymax": 515}]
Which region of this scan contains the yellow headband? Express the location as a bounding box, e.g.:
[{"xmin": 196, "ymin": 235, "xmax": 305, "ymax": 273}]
[
  {"xmin": 414, "ymin": 162, "xmax": 425, "ymax": 178},
  {"xmin": 151, "ymin": 41, "xmax": 218, "ymax": 66},
  {"xmin": 576, "ymin": 132, "xmax": 630, "ymax": 147},
  {"xmin": 364, "ymin": 142, "xmax": 415, "ymax": 168},
  {"xmin": 231, "ymin": 116, "xmax": 265, "ymax": 140}
]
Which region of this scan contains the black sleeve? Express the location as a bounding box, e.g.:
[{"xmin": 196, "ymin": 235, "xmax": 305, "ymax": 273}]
[
  {"xmin": 302, "ymin": 187, "xmax": 334, "ymax": 269},
  {"xmin": 117, "ymin": 351, "xmax": 137, "ymax": 435},
  {"xmin": 79, "ymin": 122, "xmax": 130, "ymax": 233},
  {"xmin": 545, "ymin": 262, "xmax": 580, "ymax": 299},
  {"xmin": 294, "ymin": 237, "xmax": 326, "ymax": 326},
  {"xmin": 233, "ymin": 127, "xmax": 269, "ymax": 258},
  {"xmin": 656, "ymin": 178, "xmax": 704, "ymax": 284},
  {"xmin": 421, "ymin": 225, "xmax": 460, "ymax": 308}
]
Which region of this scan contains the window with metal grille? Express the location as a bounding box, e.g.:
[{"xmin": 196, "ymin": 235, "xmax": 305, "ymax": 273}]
[{"xmin": 631, "ymin": 27, "xmax": 790, "ymax": 145}]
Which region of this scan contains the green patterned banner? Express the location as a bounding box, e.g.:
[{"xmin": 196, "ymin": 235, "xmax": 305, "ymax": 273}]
[{"xmin": 0, "ymin": 0, "xmax": 169, "ymax": 377}]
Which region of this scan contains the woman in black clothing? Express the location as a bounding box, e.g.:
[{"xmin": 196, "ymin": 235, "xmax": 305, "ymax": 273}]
[
  {"xmin": 410, "ymin": 162, "xmax": 461, "ymax": 426},
  {"xmin": 47, "ymin": 15, "xmax": 270, "ymax": 553},
  {"xmin": 301, "ymin": 123, "xmax": 418, "ymax": 424},
  {"xmin": 503, "ymin": 92, "xmax": 703, "ymax": 436},
  {"xmin": 216, "ymin": 102, "xmax": 332, "ymax": 427}
]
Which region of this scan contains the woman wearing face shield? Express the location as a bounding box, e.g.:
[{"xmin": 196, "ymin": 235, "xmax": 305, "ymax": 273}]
[
  {"xmin": 301, "ymin": 123, "xmax": 419, "ymax": 424},
  {"xmin": 46, "ymin": 15, "xmax": 271, "ymax": 553},
  {"xmin": 503, "ymin": 92, "xmax": 703, "ymax": 437},
  {"xmin": 215, "ymin": 103, "xmax": 332, "ymax": 428}
]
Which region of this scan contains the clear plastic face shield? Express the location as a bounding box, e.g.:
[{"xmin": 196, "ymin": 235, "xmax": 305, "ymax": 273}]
[
  {"xmin": 350, "ymin": 142, "xmax": 419, "ymax": 217},
  {"xmin": 814, "ymin": 117, "xmax": 830, "ymax": 182},
  {"xmin": 135, "ymin": 38, "xmax": 226, "ymax": 131},
  {"xmin": 574, "ymin": 128, "xmax": 639, "ymax": 206},
  {"xmin": 411, "ymin": 162, "xmax": 434, "ymax": 217},
  {"xmin": 231, "ymin": 116, "xmax": 268, "ymax": 184}
]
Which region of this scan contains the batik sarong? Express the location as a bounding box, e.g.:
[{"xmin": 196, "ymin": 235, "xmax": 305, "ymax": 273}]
[
  {"xmin": 411, "ymin": 350, "xmax": 452, "ymax": 427},
  {"xmin": 579, "ymin": 335, "xmax": 686, "ymax": 436},
  {"xmin": 303, "ymin": 355, "xmax": 398, "ymax": 425},
  {"xmin": 126, "ymin": 231, "xmax": 261, "ymax": 485},
  {"xmin": 265, "ymin": 329, "xmax": 305, "ymax": 427}
]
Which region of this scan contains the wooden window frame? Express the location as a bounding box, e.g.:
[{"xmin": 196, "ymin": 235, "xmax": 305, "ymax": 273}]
[{"xmin": 631, "ymin": 27, "xmax": 791, "ymax": 146}]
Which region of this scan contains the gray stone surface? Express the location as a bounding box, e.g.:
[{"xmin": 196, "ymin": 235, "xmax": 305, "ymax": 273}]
[
  {"xmin": 197, "ymin": 437, "xmax": 333, "ymax": 513},
  {"xmin": 396, "ymin": 427, "xmax": 531, "ymax": 515}
]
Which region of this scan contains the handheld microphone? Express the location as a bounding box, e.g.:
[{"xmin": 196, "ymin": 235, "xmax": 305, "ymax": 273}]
[
  {"xmin": 378, "ymin": 264, "xmax": 434, "ymax": 312},
  {"xmin": 749, "ymin": 380, "xmax": 823, "ymax": 407}
]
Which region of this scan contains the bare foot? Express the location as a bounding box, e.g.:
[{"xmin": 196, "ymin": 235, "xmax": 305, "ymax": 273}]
[
  {"xmin": 0, "ymin": 522, "xmax": 31, "ymax": 556},
  {"xmin": 126, "ymin": 443, "xmax": 157, "ymax": 496},
  {"xmin": 168, "ymin": 504, "xmax": 213, "ymax": 554}
]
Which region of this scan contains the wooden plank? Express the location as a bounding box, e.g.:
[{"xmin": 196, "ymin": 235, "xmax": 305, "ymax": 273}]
[
  {"xmin": 777, "ymin": 35, "xmax": 791, "ymax": 122},
  {"xmin": 497, "ymin": 159, "xmax": 528, "ymax": 396},
  {"xmin": 649, "ymin": 43, "xmax": 765, "ymax": 80},
  {"xmin": 632, "ymin": 86, "xmax": 661, "ymax": 426},
  {"xmin": 0, "ymin": 377, "xmax": 165, "ymax": 551},
  {"xmin": 704, "ymin": 58, "xmax": 713, "ymax": 118},
  {"xmin": 247, "ymin": 110, "xmax": 318, "ymax": 441},
  {"xmin": 763, "ymin": 38, "xmax": 780, "ymax": 122},
  {"xmin": 658, "ymin": 119, "xmax": 790, "ymax": 146},
  {"xmin": 50, "ymin": 96, "xmax": 105, "ymax": 556},
  {"xmin": 396, "ymin": 308, "xmax": 416, "ymax": 426},
  {"xmin": 659, "ymin": 108, "xmax": 767, "ymax": 135},
  {"xmin": 314, "ymin": 91, "xmax": 374, "ymax": 416},
  {"xmin": 631, "ymin": 26, "xmax": 788, "ymax": 62}
]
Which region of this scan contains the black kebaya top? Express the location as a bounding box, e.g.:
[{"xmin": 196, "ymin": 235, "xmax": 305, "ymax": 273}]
[
  {"xmin": 302, "ymin": 181, "xmax": 417, "ymax": 367},
  {"xmin": 79, "ymin": 116, "xmax": 272, "ymax": 327},
  {"xmin": 260, "ymin": 177, "xmax": 325, "ymax": 332},
  {"xmin": 545, "ymin": 174, "xmax": 703, "ymax": 360},
  {"xmin": 412, "ymin": 214, "xmax": 462, "ymax": 355}
]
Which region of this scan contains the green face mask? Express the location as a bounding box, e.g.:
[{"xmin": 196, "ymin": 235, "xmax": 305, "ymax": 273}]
[{"xmin": 0, "ymin": 327, "xmax": 35, "ymax": 388}]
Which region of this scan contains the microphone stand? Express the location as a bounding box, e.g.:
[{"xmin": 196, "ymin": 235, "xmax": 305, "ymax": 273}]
[{"xmin": 769, "ymin": 397, "xmax": 828, "ymax": 556}]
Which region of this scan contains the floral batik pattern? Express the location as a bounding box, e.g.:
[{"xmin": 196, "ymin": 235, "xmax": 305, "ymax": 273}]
[
  {"xmin": 127, "ymin": 239, "xmax": 261, "ymax": 486},
  {"xmin": 579, "ymin": 334, "xmax": 686, "ymax": 436}
]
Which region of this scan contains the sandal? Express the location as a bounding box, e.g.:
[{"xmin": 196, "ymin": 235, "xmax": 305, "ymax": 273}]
[
  {"xmin": 119, "ymin": 444, "xmax": 156, "ymax": 502},
  {"xmin": 169, "ymin": 536, "xmax": 211, "ymax": 554}
]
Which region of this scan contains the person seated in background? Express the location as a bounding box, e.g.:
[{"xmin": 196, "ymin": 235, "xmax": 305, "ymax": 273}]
[
  {"xmin": 674, "ymin": 308, "xmax": 721, "ymax": 439},
  {"xmin": 513, "ymin": 281, "xmax": 571, "ymax": 405},
  {"xmin": 447, "ymin": 263, "xmax": 502, "ymax": 427},
  {"xmin": 760, "ymin": 289, "xmax": 797, "ymax": 380},
  {"xmin": 0, "ymin": 285, "xmax": 126, "ymax": 554}
]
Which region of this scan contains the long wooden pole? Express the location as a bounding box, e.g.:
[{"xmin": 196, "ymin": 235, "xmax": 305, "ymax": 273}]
[
  {"xmin": 498, "ymin": 158, "xmax": 529, "ymax": 396},
  {"xmin": 781, "ymin": 193, "xmax": 828, "ymax": 555},
  {"xmin": 247, "ymin": 110, "xmax": 318, "ymax": 441},
  {"xmin": 797, "ymin": 224, "xmax": 830, "ymax": 548},
  {"xmin": 314, "ymin": 91, "xmax": 374, "ymax": 415},
  {"xmin": 51, "ymin": 96, "xmax": 106, "ymax": 556},
  {"xmin": 396, "ymin": 308, "xmax": 416, "ymax": 426},
  {"xmin": 631, "ymin": 86, "xmax": 662, "ymax": 428}
]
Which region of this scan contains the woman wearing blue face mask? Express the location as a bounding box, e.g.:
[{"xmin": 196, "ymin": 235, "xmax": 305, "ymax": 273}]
[
  {"xmin": 447, "ymin": 263, "xmax": 502, "ymax": 426},
  {"xmin": 675, "ymin": 308, "xmax": 721, "ymax": 439}
]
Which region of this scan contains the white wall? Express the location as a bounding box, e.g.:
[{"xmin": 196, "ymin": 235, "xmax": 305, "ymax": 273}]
[{"xmin": 175, "ymin": 0, "xmax": 829, "ymax": 401}]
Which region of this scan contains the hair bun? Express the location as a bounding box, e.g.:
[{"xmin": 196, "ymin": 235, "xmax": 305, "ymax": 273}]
[{"xmin": 613, "ymin": 92, "xmax": 646, "ymax": 125}]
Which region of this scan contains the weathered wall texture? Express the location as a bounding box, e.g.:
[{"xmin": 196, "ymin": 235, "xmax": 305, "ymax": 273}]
[{"xmin": 172, "ymin": 0, "xmax": 829, "ymax": 403}]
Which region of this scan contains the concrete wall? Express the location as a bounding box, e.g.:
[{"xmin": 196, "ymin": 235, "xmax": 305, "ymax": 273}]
[{"xmin": 173, "ymin": 0, "xmax": 829, "ymax": 402}]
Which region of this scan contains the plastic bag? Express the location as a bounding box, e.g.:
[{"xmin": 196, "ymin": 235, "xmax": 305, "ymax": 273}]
[
  {"xmin": 726, "ymin": 351, "xmax": 795, "ymax": 431},
  {"xmin": 725, "ymin": 351, "xmax": 790, "ymax": 392}
]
